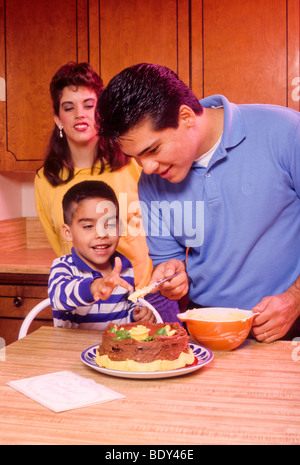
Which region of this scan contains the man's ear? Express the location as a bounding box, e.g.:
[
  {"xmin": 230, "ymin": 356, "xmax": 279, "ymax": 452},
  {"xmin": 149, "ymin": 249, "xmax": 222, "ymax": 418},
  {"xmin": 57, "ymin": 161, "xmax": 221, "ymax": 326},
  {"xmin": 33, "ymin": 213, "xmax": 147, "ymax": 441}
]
[
  {"xmin": 178, "ymin": 105, "xmax": 196, "ymax": 128},
  {"xmin": 61, "ymin": 224, "xmax": 73, "ymax": 243}
]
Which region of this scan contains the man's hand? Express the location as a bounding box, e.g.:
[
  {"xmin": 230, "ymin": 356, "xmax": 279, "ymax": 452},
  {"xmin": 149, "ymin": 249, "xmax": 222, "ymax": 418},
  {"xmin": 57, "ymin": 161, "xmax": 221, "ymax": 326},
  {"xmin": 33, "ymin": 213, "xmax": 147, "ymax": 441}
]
[
  {"xmin": 150, "ymin": 259, "xmax": 189, "ymax": 300},
  {"xmin": 251, "ymin": 284, "xmax": 300, "ymax": 342}
]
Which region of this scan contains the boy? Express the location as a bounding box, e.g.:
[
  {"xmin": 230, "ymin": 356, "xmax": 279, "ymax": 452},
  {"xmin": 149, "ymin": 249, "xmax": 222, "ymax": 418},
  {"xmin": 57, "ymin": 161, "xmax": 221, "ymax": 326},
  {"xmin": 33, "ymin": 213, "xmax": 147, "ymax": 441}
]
[
  {"xmin": 48, "ymin": 180, "xmax": 156, "ymax": 329},
  {"xmin": 96, "ymin": 63, "xmax": 300, "ymax": 342}
]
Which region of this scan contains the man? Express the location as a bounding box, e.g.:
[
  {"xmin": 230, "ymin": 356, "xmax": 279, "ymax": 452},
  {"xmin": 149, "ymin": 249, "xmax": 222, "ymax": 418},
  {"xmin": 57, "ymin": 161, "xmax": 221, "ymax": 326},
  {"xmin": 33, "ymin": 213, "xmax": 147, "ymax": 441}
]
[{"xmin": 97, "ymin": 63, "xmax": 300, "ymax": 342}]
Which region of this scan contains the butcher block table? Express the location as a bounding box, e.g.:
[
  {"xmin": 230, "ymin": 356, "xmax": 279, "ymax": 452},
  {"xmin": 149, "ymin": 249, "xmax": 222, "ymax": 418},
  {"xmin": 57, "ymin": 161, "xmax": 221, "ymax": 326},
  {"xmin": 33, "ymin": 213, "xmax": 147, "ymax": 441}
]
[{"xmin": 0, "ymin": 326, "xmax": 299, "ymax": 445}]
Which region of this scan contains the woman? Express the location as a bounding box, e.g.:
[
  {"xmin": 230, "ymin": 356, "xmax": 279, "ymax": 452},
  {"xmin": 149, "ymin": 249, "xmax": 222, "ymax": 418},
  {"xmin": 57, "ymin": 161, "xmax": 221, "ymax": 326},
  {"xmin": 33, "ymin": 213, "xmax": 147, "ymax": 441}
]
[{"xmin": 35, "ymin": 62, "xmax": 179, "ymax": 321}]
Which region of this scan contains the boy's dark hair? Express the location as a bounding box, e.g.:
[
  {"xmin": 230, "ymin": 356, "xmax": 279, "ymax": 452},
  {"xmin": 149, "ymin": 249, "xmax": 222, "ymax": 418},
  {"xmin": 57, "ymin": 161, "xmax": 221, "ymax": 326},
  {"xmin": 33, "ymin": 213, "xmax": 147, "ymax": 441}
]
[
  {"xmin": 62, "ymin": 180, "xmax": 119, "ymax": 225},
  {"xmin": 96, "ymin": 63, "xmax": 203, "ymax": 141}
]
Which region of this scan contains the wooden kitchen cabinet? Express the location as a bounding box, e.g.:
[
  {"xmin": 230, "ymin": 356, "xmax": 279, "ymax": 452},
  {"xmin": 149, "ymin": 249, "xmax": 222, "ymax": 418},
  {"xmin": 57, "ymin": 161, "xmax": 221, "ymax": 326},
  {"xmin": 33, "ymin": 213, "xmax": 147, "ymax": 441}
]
[
  {"xmin": 91, "ymin": 0, "xmax": 299, "ymax": 108},
  {"xmin": 96, "ymin": 0, "xmax": 190, "ymax": 87},
  {"xmin": 0, "ymin": 0, "xmax": 299, "ymax": 172},
  {"xmin": 0, "ymin": 0, "xmax": 88, "ymax": 171},
  {"xmin": 0, "ymin": 273, "xmax": 52, "ymax": 346},
  {"xmin": 0, "ymin": 0, "xmax": 190, "ymax": 172},
  {"xmin": 191, "ymin": 0, "xmax": 299, "ymax": 110}
]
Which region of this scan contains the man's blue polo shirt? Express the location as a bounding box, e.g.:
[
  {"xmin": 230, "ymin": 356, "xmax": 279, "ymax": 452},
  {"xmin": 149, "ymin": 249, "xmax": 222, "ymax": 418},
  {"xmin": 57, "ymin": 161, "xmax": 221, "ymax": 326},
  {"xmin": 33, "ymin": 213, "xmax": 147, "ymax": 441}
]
[{"xmin": 138, "ymin": 95, "xmax": 300, "ymax": 309}]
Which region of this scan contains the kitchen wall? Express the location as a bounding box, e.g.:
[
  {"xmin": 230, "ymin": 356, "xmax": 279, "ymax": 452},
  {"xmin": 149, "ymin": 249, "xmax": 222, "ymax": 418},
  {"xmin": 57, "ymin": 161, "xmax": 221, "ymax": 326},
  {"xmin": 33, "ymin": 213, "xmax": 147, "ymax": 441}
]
[{"xmin": 0, "ymin": 172, "xmax": 36, "ymax": 221}]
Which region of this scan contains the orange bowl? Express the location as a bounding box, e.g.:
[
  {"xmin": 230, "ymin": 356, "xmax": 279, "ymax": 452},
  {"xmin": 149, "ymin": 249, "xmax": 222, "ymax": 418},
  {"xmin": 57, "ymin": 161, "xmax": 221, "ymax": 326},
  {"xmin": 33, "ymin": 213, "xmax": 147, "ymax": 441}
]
[{"xmin": 178, "ymin": 307, "xmax": 256, "ymax": 351}]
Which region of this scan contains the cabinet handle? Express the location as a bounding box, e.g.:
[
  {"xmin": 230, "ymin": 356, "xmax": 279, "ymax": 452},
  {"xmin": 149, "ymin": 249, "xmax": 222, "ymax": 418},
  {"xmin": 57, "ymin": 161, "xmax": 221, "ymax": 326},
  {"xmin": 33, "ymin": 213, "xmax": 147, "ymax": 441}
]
[{"xmin": 13, "ymin": 297, "xmax": 23, "ymax": 307}]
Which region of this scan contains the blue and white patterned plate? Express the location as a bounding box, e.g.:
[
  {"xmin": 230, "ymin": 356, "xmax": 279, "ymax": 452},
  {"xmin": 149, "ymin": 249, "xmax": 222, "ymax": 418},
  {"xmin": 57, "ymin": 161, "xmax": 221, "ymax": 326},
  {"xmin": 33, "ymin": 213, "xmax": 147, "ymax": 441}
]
[{"xmin": 81, "ymin": 343, "xmax": 214, "ymax": 379}]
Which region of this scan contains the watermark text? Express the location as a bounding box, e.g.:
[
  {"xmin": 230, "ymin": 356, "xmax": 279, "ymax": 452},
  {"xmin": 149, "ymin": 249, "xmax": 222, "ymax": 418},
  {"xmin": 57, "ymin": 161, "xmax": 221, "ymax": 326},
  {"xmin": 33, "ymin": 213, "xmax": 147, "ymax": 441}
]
[
  {"xmin": 95, "ymin": 196, "xmax": 205, "ymax": 247},
  {"xmin": 291, "ymin": 77, "xmax": 300, "ymax": 102},
  {"xmin": 291, "ymin": 337, "xmax": 300, "ymax": 362},
  {"xmin": 0, "ymin": 337, "xmax": 6, "ymax": 361}
]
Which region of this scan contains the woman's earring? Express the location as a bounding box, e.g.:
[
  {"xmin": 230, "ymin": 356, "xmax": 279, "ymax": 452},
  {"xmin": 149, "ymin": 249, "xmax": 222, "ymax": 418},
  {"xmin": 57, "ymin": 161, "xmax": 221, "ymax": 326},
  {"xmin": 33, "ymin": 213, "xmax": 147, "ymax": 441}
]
[{"xmin": 59, "ymin": 125, "xmax": 63, "ymax": 138}]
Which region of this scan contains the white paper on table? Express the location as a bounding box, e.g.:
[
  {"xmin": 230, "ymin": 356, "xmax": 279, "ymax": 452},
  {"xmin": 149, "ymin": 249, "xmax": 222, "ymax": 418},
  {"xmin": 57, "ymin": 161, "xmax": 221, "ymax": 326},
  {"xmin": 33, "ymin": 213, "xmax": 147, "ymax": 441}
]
[{"xmin": 7, "ymin": 370, "xmax": 125, "ymax": 413}]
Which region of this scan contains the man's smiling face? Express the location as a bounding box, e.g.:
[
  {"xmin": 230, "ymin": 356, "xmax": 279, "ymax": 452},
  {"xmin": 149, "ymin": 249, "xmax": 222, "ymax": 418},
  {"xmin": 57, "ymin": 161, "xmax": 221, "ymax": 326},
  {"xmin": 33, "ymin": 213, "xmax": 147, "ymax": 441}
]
[{"xmin": 119, "ymin": 107, "xmax": 201, "ymax": 183}]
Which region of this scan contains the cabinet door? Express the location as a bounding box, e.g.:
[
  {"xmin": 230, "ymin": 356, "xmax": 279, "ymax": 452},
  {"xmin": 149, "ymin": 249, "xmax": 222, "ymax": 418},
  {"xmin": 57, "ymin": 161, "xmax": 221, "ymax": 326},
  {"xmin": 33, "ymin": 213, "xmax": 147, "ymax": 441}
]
[
  {"xmin": 0, "ymin": 0, "xmax": 88, "ymax": 171},
  {"xmin": 93, "ymin": 0, "xmax": 190, "ymax": 86},
  {"xmin": 0, "ymin": 282, "xmax": 51, "ymax": 345},
  {"xmin": 191, "ymin": 0, "xmax": 299, "ymax": 109}
]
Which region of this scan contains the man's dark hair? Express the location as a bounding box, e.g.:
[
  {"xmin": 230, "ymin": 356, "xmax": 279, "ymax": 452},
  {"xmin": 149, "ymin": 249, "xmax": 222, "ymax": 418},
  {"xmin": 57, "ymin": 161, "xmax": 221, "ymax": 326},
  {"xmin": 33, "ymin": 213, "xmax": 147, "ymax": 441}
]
[
  {"xmin": 62, "ymin": 180, "xmax": 119, "ymax": 225},
  {"xmin": 96, "ymin": 63, "xmax": 203, "ymax": 140}
]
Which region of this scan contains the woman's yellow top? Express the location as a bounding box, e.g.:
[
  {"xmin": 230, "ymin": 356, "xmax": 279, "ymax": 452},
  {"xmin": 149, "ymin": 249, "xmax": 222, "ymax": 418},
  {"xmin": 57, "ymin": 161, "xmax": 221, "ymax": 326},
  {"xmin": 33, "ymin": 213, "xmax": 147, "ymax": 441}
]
[{"xmin": 34, "ymin": 160, "xmax": 152, "ymax": 288}]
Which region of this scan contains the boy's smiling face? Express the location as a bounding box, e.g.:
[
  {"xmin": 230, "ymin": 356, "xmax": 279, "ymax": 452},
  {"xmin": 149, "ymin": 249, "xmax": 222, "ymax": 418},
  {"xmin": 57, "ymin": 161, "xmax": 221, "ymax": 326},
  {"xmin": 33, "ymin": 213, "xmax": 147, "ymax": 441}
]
[{"xmin": 62, "ymin": 196, "xmax": 119, "ymax": 275}]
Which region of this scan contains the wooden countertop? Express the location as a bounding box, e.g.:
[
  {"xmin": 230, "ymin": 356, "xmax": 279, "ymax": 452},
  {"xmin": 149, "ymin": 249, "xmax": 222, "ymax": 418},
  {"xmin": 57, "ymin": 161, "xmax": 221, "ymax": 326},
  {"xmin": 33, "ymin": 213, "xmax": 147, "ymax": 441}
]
[
  {"xmin": 1, "ymin": 326, "xmax": 300, "ymax": 445},
  {"xmin": 0, "ymin": 217, "xmax": 56, "ymax": 275},
  {"xmin": 0, "ymin": 248, "xmax": 56, "ymax": 275}
]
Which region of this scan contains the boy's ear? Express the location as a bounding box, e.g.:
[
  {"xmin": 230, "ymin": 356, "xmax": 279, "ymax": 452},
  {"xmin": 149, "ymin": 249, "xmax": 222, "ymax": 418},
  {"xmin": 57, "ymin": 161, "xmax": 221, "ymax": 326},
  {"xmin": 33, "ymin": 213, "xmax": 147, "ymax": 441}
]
[
  {"xmin": 61, "ymin": 224, "xmax": 73, "ymax": 242},
  {"xmin": 178, "ymin": 105, "xmax": 196, "ymax": 128}
]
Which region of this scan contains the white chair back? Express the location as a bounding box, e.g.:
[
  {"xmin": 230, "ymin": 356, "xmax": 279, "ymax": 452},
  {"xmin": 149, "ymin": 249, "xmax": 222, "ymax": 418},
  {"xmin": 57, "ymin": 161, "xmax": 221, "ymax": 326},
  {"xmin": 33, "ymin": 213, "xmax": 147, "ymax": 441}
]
[
  {"xmin": 18, "ymin": 296, "xmax": 163, "ymax": 340},
  {"xmin": 18, "ymin": 298, "xmax": 51, "ymax": 340},
  {"xmin": 138, "ymin": 298, "xmax": 163, "ymax": 323}
]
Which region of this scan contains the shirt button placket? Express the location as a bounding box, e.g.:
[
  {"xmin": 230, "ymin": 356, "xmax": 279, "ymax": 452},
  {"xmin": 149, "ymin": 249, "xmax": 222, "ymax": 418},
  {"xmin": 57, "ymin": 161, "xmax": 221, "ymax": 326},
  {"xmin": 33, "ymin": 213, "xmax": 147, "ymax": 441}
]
[{"xmin": 204, "ymin": 170, "xmax": 219, "ymax": 203}]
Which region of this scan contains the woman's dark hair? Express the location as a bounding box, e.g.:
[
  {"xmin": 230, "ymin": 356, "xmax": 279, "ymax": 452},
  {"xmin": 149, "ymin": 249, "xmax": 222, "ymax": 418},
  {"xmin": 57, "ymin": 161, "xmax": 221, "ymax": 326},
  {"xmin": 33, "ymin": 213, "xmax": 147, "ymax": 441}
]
[
  {"xmin": 97, "ymin": 63, "xmax": 203, "ymax": 141},
  {"xmin": 50, "ymin": 61, "xmax": 103, "ymax": 116},
  {"xmin": 62, "ymin": 180, "xmax": 119, "ymax": 226},
  {"xmin": 40, "ymin": 62, "xmax": 128, "ymax": 187}
]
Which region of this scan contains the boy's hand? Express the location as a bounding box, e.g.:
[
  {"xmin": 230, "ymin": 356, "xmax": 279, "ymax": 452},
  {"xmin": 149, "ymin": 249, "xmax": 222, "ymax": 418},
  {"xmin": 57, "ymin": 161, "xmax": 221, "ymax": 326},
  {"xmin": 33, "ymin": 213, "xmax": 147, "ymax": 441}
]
[
  {"xmin": 133, "ymin": 305, "xmax": 157, "ymax": 323},
  {"xmin": 91, "ymin": 256, "xmax": 133, "ymax": 301}
]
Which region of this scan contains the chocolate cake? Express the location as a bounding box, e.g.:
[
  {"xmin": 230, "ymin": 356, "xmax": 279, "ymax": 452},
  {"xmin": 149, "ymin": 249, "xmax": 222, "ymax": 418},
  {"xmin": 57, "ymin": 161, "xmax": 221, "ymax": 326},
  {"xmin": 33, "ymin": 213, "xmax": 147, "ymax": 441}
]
[{"xmin": 96, "ymin": 321, "xmax": 195, "ymax": 372}]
